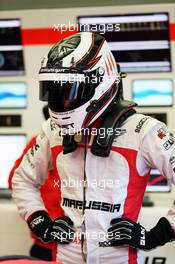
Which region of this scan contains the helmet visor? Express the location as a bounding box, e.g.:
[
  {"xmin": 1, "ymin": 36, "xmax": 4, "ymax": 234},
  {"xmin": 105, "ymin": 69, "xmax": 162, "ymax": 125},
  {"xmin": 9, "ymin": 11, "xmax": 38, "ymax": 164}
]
[{"xmin": 39, "ymin": 79, "xmax": 96, "ymax": 112}]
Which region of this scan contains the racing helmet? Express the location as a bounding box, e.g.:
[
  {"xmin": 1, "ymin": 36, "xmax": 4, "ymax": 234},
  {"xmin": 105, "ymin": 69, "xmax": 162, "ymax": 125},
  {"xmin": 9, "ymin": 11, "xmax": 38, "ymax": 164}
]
[{"xmin": 39, "ymin": 32, "xmax": 120, "ymax": 133}]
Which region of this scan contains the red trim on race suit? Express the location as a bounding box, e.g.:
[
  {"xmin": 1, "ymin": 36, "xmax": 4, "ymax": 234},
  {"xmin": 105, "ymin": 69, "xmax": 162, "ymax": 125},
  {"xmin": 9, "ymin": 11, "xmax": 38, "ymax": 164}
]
[
  {"xmin": 129, "ymin": 247, "xmax": 138, "ymax": 264},
  {"xmin": 25, "ymin": 145, "xmax": 64, "ymax": 254},
  {"xmin": 8, "ymin": 137, "xmax": 36, "ymax": 189},
  {"xmin": 9, "ymin": 139, "xmax": 64, "ymax": 255},
  {"xmin": 50, "ymin": 145, "xmax": 65, "ymax": 260},
  {"xmin": 112, "ymin": 146, "xmax": 150, "ymax": 264},
  {"xmin": 52, "ymin": 243, "xmax": 59, "ymax": 262}
]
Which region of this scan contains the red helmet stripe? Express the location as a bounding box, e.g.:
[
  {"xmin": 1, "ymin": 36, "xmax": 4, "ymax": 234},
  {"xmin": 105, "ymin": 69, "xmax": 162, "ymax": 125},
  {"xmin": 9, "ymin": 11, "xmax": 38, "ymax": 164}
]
[
  {"xmin": 105, "ymin": 61, "xmax": 110, "ymax": 76},
  {"xmin": 107, "ymin": 55, "xmax": 113, "ymax": 72},
  {"xmin": 109, "ymin": 53, "xmax": 116, "ymax": 69},
  {"xmin": 87, "ymin": 38, "xmax": 105, "ymax": 68}
]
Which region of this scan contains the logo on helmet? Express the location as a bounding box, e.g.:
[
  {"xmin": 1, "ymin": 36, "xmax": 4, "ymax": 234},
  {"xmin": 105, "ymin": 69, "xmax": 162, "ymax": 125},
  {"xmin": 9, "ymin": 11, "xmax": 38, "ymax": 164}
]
[{"xmin": 48, "ymin": 36, "xmax": 81, "ymax": 64}]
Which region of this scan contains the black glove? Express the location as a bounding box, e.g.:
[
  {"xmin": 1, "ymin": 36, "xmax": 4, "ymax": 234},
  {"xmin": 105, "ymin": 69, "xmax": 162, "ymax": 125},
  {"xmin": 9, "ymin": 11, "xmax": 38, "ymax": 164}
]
[
  {"xmin": 27, "ymin": 210, "xmax": 75, "ymax": 244},
  {"xmin": 107, "ymin": 217, "xmax": 175, "ymax": 250}
]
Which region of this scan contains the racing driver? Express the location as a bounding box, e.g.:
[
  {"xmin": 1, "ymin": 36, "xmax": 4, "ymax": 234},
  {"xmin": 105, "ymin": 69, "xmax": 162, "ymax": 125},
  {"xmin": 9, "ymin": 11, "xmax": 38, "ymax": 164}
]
[{"xmin": 12, "ymin": 32, "xmax": 175, "ymax": 264}]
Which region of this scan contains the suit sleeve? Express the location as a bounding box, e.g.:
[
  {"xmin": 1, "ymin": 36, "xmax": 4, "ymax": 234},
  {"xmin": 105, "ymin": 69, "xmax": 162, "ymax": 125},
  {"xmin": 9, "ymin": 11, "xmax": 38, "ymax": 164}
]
[
  {"xmin": 140, "ymin": 120, "xmax": 175, "ymax": 183},
  {"xmin": 8, "ymin": 136, "xmax": 36, "ymax": 190},
  {"xmin": 12, "ymin": 129, "xmax": 52, "ymax": 221},
  {"xmin": 140, "ymin": 119, "xmax": 175, "ymax": 230}
]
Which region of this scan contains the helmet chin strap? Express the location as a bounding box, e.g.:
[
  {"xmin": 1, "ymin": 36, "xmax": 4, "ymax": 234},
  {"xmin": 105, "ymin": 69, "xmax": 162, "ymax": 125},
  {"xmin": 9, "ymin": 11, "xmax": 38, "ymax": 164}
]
[{"xmin": 62, "ymin": 98, "xmax": 137, "ymax": 156}]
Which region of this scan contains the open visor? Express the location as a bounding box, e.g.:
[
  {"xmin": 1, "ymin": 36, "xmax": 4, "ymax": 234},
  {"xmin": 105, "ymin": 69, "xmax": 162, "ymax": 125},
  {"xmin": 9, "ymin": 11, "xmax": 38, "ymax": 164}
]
[{"xmin": 39, "ymin": 72, "xmax": 101, "ymax": 112}]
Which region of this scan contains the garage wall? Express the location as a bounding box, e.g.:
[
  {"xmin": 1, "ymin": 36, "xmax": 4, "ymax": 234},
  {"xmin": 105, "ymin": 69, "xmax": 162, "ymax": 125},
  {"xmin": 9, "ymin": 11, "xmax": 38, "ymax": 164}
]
[{"xmin": 1, "ymin": 0, "xmax": 175, "ymax": 10}]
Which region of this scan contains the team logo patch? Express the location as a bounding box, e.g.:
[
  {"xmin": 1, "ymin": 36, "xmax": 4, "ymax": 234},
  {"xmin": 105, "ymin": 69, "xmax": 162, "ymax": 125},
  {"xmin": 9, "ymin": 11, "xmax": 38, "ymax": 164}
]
[
  {"xmin": 99, "ymin": 241, "xmax": 113, "ymax": 247},
  {"xmin": 163, "ymin": 137, "xmax": 174, "ymax": 150},
  {"xmin": 62, "ymin": 198, "xmax": 121, "ymax": 213},
  {"xmin": 140, "ymin": 227, "xmax": 146, "ymax": 246},
  {"xmin": 157, "ymin": 128, "xmax": 167, "ymax": 139},
  {"xmin": 30, "ymin": 143, "xmax": 40, "ymax": 157},
  {"xmin": 50, "ymin": 119, "xmax": 57, "ymax": 131},
  {"xmin": 30, "ymin": 216, "xmax": 45, "ymax": 228},
  {"xmin": 170, "ymin": 156, "xmax": 175, "ymax": 164},
  {"xmin": 48, "ymin": 35, "xmax": 80, "ymax": 62},
  {"xmin": 135, "ymin": 117, "xmax": 149, "ymax": 133}
]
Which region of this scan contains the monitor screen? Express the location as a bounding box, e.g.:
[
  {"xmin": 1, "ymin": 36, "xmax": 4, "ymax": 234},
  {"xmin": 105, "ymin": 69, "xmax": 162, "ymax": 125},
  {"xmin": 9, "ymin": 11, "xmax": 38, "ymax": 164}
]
[
  {"xmin": 146, "ymin": 169, "xmax": 171, "ymax": 192},
  {"xmin": 0, "ymin": 82, "xmax": 27, "ymax": 108},
  {"xmin": 77, "ymin": 12, "xmax": 171, "ymax": 72},
  {"xmin": 0, "ymin": 134, "xmax": 26, "ymax": 189},
  {"xmin": 0, "ymin": 19, "xmax": 25, "ymax": 76},
  {"xmin": 132, "ymin": 79, "xmax": 173, "ymax": 107}
]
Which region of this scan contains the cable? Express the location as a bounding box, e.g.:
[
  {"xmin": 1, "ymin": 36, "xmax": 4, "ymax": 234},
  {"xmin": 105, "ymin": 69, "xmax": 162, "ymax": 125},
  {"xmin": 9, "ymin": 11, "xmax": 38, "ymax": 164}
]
[{"xmin": 81, "ymin": 131, "xmax": 88, "ymax": 263}]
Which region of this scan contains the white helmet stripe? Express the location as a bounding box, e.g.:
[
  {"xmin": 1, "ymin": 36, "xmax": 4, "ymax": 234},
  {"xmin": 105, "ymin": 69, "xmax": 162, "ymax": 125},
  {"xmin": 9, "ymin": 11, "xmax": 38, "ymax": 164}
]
[
  {"xmin": 62, "ymin": 32, "xmax": 93, "ymax": 67},
  {"xmin": 41, "ymin": 32, "xmax": 119, "ymax": 132}
]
